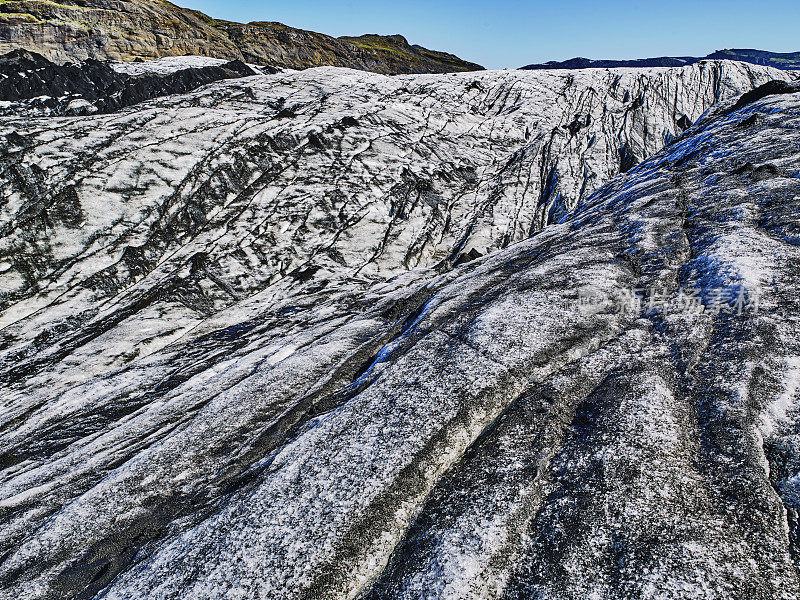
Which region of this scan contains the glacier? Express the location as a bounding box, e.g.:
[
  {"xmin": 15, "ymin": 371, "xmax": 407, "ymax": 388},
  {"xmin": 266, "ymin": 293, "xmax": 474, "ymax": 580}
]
[{"xmin": 0, "ymin": 59, "xmax": 800, "ymax": 599}]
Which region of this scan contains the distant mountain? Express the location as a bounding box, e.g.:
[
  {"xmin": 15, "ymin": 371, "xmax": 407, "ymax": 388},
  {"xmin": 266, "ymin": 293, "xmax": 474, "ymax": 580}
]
[
  {"xmin": 0, "ymin": 0, "xmax": 483, "ymax": 74},
  {"xmin": 521, "ymin": 49, "xmax": 800, "ymax": 71},
  {"xmin": 706, "ymin": 49, "xmax": 800, "ymax": 69}
]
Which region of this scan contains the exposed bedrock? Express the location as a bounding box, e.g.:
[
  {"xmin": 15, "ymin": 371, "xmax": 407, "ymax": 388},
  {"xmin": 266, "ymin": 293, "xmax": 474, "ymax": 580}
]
[{"xmin": 0, "ymin": 0, "xmax": 483, "ymax": 74}]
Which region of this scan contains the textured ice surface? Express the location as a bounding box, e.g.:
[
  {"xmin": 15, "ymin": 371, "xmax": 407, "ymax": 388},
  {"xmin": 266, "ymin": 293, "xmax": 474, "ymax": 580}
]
[
  {"xmin": 110, "ymin": 56, "xmax": 235, "ymax": 75},
  {"xmin": 111, "ymin": 56, "xmax": 274, "ymax": 76},
  {"xmin": 1, "ymin": 63, "xmax": 800, "ymax": 599}
]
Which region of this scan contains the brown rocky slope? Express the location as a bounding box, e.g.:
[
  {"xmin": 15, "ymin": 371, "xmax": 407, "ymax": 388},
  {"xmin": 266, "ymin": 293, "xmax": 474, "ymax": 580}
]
[{"xmin": 0, "ymin": 0, "xmax": 484, "ymax": 73}]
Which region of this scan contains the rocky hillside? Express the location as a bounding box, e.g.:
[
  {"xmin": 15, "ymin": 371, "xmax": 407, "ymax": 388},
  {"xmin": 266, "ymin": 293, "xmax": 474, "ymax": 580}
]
[
  {"xmin": 1, "ymin": 61, "xmax": 800, "ymax": 599},
  {"xmin": 522, "ymin": 48, "xmax": 800, "ymax": 70},
  {"xmin": 0, "ymin": 0, "xmax": 483, "ymax": 73}
]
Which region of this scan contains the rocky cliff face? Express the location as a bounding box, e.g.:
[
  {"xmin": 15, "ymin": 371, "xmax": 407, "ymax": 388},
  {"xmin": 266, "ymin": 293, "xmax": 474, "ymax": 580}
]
[
  {"xmin": 0, "ymin": 0, "xmax": 483, "ymax": 73},
  {"xmin": 1, "ymin": 60, "xmax": 800, "ymax": 599}
]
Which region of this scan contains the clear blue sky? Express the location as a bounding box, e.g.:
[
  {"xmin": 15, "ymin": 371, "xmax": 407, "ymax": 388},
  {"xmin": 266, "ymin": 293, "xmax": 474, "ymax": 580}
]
[{"xmin": 181, "ymin": 0, "xmax": 800, "ymax": 69}]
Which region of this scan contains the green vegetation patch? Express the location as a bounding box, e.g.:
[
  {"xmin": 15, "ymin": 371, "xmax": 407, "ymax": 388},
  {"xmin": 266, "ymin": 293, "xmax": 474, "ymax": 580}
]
[
  {"xmin": 0, "ymin": 10, "xmax": 40, "ymax": 22},
  {"xmin": 341, "ymin": 35, "xmax": 412, "ymax": 58},
  {"xmin": 0, "ymin": 0, "xmax": 88, "ymax": 10}
]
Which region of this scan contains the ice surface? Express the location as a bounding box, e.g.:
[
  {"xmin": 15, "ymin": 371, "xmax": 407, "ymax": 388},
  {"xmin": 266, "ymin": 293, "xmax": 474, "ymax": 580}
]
[{"xmin": 0, "ymin": 63, "xmax": 800, "ymax": 599}]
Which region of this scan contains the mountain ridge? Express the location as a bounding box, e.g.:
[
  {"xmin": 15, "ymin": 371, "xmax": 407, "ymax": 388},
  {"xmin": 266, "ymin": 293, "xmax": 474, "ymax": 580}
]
[
  {"xmin": 521, "ymin": 48, "xmax": 800, "ymax": 71},
  {"xmin": 0, "ymin": 0, "xmax": 484, "ymax": 73}
]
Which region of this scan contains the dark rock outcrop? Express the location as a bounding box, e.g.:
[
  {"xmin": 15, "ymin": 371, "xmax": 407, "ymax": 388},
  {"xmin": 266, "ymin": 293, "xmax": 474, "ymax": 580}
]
[{"xmin": 0, "ymin": 49, "xmax": 259, "ymax": 115}]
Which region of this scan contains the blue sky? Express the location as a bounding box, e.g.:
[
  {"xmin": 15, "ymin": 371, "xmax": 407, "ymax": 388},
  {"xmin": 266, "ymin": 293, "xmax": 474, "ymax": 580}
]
[{"xmin": 181, "ymin": 0, "xmax": 800, "ymax": 69}]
